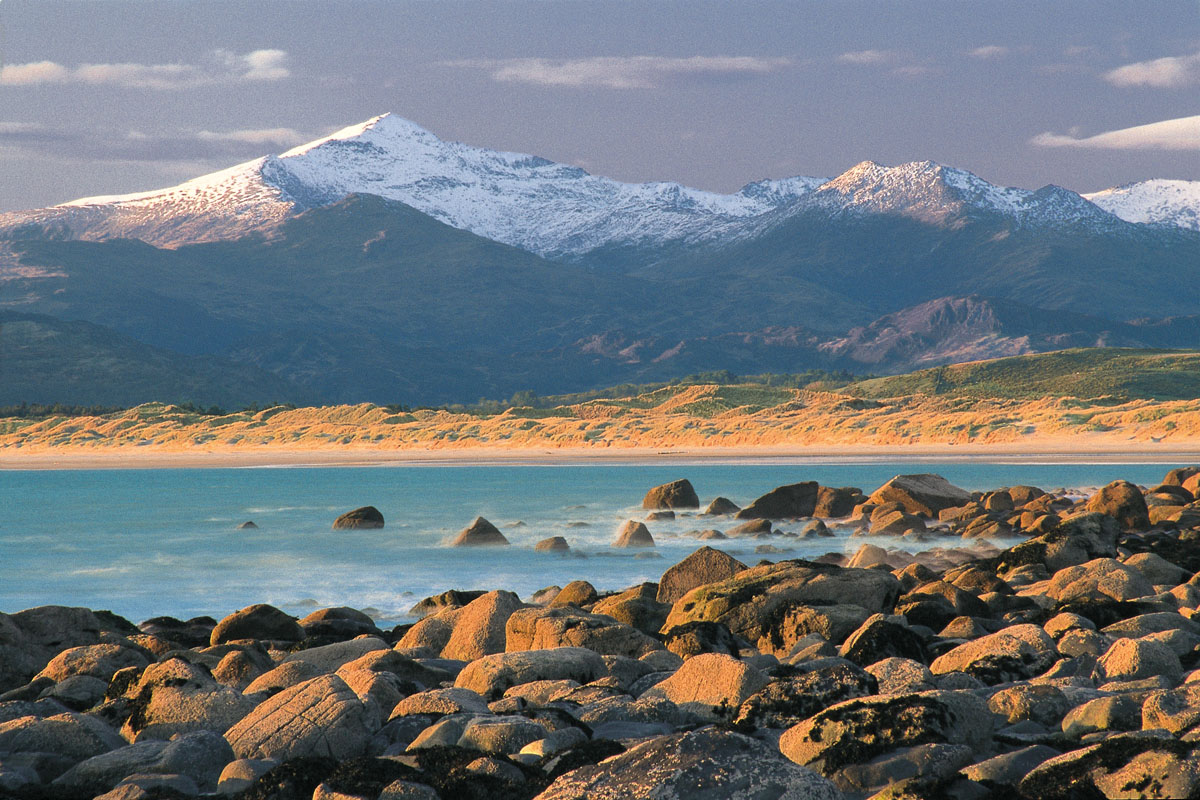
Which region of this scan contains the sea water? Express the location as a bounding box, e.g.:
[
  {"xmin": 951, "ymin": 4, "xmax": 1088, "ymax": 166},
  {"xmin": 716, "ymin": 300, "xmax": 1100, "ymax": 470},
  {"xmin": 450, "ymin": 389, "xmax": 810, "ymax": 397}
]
[{"xmin": 0, "ymin": 461, "xmax": 1177, "ymax": 627}]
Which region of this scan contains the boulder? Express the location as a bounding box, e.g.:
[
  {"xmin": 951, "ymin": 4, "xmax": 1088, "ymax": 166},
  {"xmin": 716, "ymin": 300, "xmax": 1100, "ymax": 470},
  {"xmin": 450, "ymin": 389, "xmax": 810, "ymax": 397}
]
[
  {"xmin": 1020, "ymin": 732, "xmax": 1200, "ymax": 800},
  {"xmin": 1164, "ymin": 466, "xmax": 1200, "ymax": 487},
  {"xmin": 237, "ymin": 521, "xmax": 258, "ymax": 530},
  {"xmin": 815, "ymin": 486, "xmax": 864, "ymax": 518},
  {"xmin": 839, "ymin": 615, "xmax": 928, "ymax": 667},
  {"xmin": 642, "ymin": 653, "xmax": 768, "ymax": 721},
  {"xmin": 455, "ymin": 648, "xmax": 607, "ymax": 699},
  {"xmin": 1085, "ymin": 480, "xmax": 1151, "ymax": 530},
  {"xmin": 988, "ymin": 684, "xmax": 1070, "ymax": 726},
  {"xmin": 993, "ymin": 513, "xmax": 1120, "ymax": 575},
  {"xmin": 0, "ymin": 711, "xmax": 126, "ymax": 762},
  {"xmin": 224, "ymin": 674, "xmax": 380, "ymax": 761},
  {"xmin": 397, "ymin": 607, "xmax": 462, "ymax": 654},
  {"xmin": 36, "ymin": 643, "xmax": 149, "ymax": 683},
  {"xmin": 866, "ymin": 474, "xmax": 972, "ymax": 518},
  {"xmin": 407, "ymin": 590, "xmax": 485, "ymax": 618},
  {"xmin": 726, "ymin": 519, "xmax": 772, "ymax": 537},
  {"xmin": 613, "ymin": 521, "xmax": 654, "ymax": 548},
  {"xmin": 506, "ymin": 607, "xmax": 661, "ymax": 657},
  {"xmin": 0, "ymin": 606, "xmax": 106, "ymax": 691},
  {"xmin": 389, "ymin": 687, "xmax": 491, "ymax": 718},
  {"xmin": 298, "ymin": 607, "xmax": 381, "ymax": 641},
  {"xmin": 833, "ymin": 742, "xmax": 975, "ymax": 797},
  {"xmin": 440, "ymin": 591, "xmax": 524, "ymax": 662},
  {"xmin": 1123, "ymin": 552, "xmax": 1189, "ymax": 586},
  {"xmin": 283, "ymin": 637, "xmax": 389, "ymax": 673},
  {"xmin": 549, "ymin": 581, "xmax": 598, "ymax": 608},
  {"xmin": 451, "ymin": 516, "xmax": 510, "ymax": 547},
  {"xmin": 929, "ymin": 624, "xmax": 1057, "ymax": 684},
  {"xmin": 535, "ymin": 536, "xmax": 570, "ymax": 553},
  {"xmin": 332, "ymin": 506, "xmax": 384, "ymax": 530},
  {"xmin": 533, "ymin": 727, "xmax": 841, "ymax": 800},
  {"xmin": 122, "ymin": 658, "xmax": 257, "ymax": 741},
  {"xmin": 642, "ymin": 479, "xmax": 699, "ymax": 510},
  {"xmin": 702, "ymin": 497, "xmax": 740, "ymax": 516},
  {"xmin": 961, "ymin": 745, "xmax": 1060, "ymax": 790},
  {"xmin": 735, "ymin": 481, "xmax": 819, "ymax": 519},
  {"xmin": 1061, "ymin": 695, "xmax": 1141, "ymax": 738},
  {"xmin": 1095, "ymin": 637, "xmax": 1182, "ymax": 684},
  {"xmin": 50, "ymin": 730, "xmax": 233, "ymax": 796},
  {"xmin": 656, "ymin": 547, "xmax": 747, "ymax": 605},
  {"xmin": 866, "ymin": 657, "xmax": 934, "ymax": 695},
  {"xmin": 591, "ymin": 587, "xmax": 669, "ymax": 636},
  {"xmin": 735, "ymin": 663, "xmax": 877, "ymax": 729},
  {"xmin": 662, "ymin": 560, "xmax": 901, "ymax": 656},
  {"xmin": 210, "ymin": 604, "xmax": 303, "ymax": 646},
  {"xmin": 661, "ymin": 620, "xmax": 743, "ymax": 659},
  {"xmin": 458, "ymin": 715, "xmax": 549, "ymax": 754},
  {"xmin": 1046, "ymin": 558, "xmax": 1156, "ymax": 604},
  {"xmin": 779, "ymin": 690, "xmax": 992, "ymax": 776}
]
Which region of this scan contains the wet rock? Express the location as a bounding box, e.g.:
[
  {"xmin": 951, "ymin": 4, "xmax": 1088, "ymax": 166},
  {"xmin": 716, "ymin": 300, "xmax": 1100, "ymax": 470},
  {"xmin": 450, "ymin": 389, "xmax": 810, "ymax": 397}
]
[
  {"xmin": 225, "ymin": 674, "xmax": 380, "ymax": 761},
  {"xmin": 237, "ymin": 521, "xmax": 258, "ymax": 530},
  {"xmin": 534, "ymin": 727, "xmax": 842, "ymax": 800},
  {"xmin": 613, "ymin": 520, "xmax": 654, "ymax": 548},
  {"xmin": 642, "ymin": 479, "xmax": 699, "ymax": 510},
  {"xmin": 735, "ymin": 481, "xmax": 819, "ymax": 520},
  {"xmin": 646, "ymin": 510, "xmax": 675, "ymax": 521},
  {"xmin": 506, "ymin": 606, "xmax": 661, "ymax": 658},
  {"xmin": 815, "ymin": 486, "xmax": 865, "ymax": 518},
  {"xmin": 726, "ymin": 519, "xmax": 772, "ymax": 537},
  {"xmin": 779, "ymin": 690, "xmax": 992, "ymax": 776},
  {"xmin": 455, "ymin": 648, "xmax": 607, "ymax": 700},
  {"xmin": 642, "ymin": 653, "xmax": 768, "ymax": 721},
  {"xmin": 662, "ymin": 560, "xmax": 901, "ymax": 656},
  {"xmin": 210, "ymin": 604, "xmax": 303, "ymax": 646},
  {"xmin": 451, "ymin": 517, "xmax": 510, "ymax": 547},
  {"xmin": 535, "ymin": 537, "xmax": 570, "ymax": 553},
  {"xmin": 332, "ymin": 506, "xmax": 384, "ymax": 530},
  {"xmin": 656, "ymin": 547, "xmax": 747, "ymax": 605},
  {"xmin": 866, "ymin": 474, "xmax": 972, "ymax": 518}
]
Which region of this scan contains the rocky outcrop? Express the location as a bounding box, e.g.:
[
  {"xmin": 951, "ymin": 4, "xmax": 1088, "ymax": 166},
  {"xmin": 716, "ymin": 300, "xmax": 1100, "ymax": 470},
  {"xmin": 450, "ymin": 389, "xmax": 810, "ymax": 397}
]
[
  {"xmin": 332, "ymin": 506, "xmax": 385, "ymax": 529},
  {"xmin": 642, "ymin": 479, "xmax": 699, "ymax": 510},
  {"xmin": 454, "ymin": 648, "xmax": 607, "ymax": 699},
  {"xmin": 505, "ymin": 607, "xmax": 661, "ymax": 657},
  {"xmin": 210, "ymin": 604, "xmax": 304, "ymax": 646},
  {"xmin": 1085, "ymin": 480, "xmax": 1151, "ymax": 530}
]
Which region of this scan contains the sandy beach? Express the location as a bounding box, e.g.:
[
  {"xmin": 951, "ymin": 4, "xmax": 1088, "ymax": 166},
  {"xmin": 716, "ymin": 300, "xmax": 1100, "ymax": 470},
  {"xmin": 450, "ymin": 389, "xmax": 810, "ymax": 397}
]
[{"xmin": 6, "ymin": 440, "xmax": 1200, "ymax": 470}]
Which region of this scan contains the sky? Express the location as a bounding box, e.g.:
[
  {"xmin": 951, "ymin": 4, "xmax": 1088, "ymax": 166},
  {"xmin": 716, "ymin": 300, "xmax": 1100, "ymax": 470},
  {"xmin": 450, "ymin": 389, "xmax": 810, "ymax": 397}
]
[{"xmin": 0, "ymin": 0, "xmax": 1197, "ymax": 212}]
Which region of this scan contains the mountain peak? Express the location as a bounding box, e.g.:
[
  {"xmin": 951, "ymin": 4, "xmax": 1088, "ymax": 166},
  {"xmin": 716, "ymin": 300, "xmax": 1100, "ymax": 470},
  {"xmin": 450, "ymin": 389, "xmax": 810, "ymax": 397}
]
[{"xmin": 1084, "ymin": 179, "xmax": 1200, "ymax": 231}]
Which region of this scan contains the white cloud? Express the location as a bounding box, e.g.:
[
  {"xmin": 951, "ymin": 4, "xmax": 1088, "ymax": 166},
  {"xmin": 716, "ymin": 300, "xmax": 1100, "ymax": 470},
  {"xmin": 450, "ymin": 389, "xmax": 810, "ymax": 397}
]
[
  {"xmin": 1030, "ymin": 115, "xmax": 1200, "ymax": 150},
  {"xmin": 0, "ymin": 122, "xmax": 314, "ymax": 162},
  {"xmin": 968, "ymin": 45, "xmax": 1009, "ymax": 59},
  {"xmin": 446, "ymin": 55, "xmax": 791, "ymax": 89},
  {"xmin": 1104, "ymin": 50, "xmax": 1200, "ymax": 88},
  {"xmin": 837, "ymin": 50, "xmax": 897, "ymax": 65},
  {"xmin": 0, "ymin": 49, "xmax": 290, "ymax": 89},
  {"xmin": 196, "ymin": 127, "xmax": 307, "ymax": 146}
]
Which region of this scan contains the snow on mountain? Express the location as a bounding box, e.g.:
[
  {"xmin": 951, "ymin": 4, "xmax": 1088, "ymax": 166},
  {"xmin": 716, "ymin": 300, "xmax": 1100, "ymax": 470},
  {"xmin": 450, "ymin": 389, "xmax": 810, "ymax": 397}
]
[
  {"xmin": 0, "ymin": 114, "xmax": 825, "ymax": 255},
  {"xmin": 799, "ymin": 159, "xmax": 1119, "ymax": 229},
  {"xmin": 1084, "ymin": 179, "xmax": 1200, "ymax": 231},
  {"xmin": 0, "ymin": 112, "xmax": 1182, "ymax": 256}
]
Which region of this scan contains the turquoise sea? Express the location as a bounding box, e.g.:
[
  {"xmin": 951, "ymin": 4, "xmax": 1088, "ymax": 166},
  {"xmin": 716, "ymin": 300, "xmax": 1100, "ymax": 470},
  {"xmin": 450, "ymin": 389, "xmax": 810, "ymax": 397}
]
[{"xmin": 0, "ymin": 461, "xmax": 1179, "ymax": 627}]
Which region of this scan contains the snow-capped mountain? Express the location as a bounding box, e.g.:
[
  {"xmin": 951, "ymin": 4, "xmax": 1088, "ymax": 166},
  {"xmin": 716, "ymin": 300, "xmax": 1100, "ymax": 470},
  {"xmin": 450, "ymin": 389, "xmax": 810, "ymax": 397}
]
[
  {"xmin": 798, "ymin": 159, "xmax": 1120, "ymax": 229},
  {"xmin": 1084, "ymin": 179, "xmax": 1200, "ymax": 232},
  {"xmin": 0, "ymin": 112, "xmax": 1191, "ymax": 258},
  {"xmin": 0, "ymin": 114, "xmax": 825, "ymax": 255}
]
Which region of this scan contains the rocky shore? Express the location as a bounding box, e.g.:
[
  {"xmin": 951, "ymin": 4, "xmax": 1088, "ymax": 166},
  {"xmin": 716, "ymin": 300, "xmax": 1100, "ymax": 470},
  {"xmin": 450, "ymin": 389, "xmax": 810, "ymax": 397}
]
[{"xmin": 6, "ymin": 470, "xmax": 1200, "ymax": 799}]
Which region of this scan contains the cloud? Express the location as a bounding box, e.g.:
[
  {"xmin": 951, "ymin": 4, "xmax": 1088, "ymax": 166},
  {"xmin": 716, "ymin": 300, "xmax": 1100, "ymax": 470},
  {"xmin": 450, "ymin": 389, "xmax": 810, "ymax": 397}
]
[
  {"xmin": 445, "ymin": 55, "xmax": 791, "ymax": 89},
  {"xmin": 968, "ymin": 45, "xmax": 1009, "ymax": 59},
  {"xmin": 0, "ymin": 49, "xmax": 290, "ymax": 89},
  {"xmin": 1030, "ymin": 115, "xmax": 1200, "ymax": 150},
  {"xmin": 837, "ymin": 49, "xmax": 897, "ymax": 65},
  {"xmin": 1104, "ymin": 50, "xmax": 1200, "ymax": 88},
  {"xmin": 0, "ymin": 123, "xmax": 313, "ymax": 162}
]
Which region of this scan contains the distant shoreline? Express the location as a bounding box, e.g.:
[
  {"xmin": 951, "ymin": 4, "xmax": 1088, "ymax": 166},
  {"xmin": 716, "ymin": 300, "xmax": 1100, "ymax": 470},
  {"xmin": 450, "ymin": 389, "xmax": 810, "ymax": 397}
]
[{"xmin": 5, "ymin": 442, "xmax": 1200, "ymax": 470}]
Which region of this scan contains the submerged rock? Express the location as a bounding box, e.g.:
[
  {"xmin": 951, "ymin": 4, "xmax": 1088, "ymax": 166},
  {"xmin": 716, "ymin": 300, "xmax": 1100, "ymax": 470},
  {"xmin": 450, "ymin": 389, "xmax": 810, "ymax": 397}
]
[
  {"xmin": 613, "ymin": 521, "xmax": 654, "ymax": 548},
  {"xmin": 735, "ymin": 482, "xmax": 819, "ymax": 520},
  {"xmin": 332, "ymin": 506, "xmax": 384, "ymax": 530}
]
